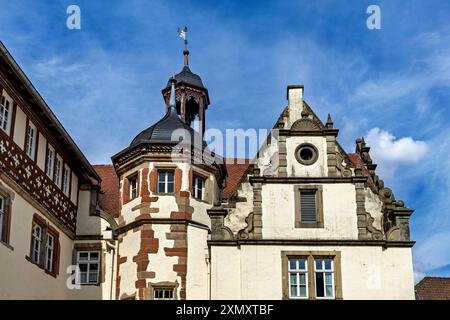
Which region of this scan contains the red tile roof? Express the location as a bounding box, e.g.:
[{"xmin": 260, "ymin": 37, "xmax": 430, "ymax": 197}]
[
  {"xmin": 93, "ymin": 165, "xmax": 120, "ymax": 218},
  {"xmin": 223, "ymin": 158, "xmax": 251, "ymax": 200},
  {"xmin": 415, "ymin": 277, "xmax": 450, "ymax": 300}
]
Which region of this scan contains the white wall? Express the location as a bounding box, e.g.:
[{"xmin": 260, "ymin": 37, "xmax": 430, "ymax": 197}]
[
  {"xmin": 286, "ymin": 136, "xmax": 328, "ymax": 177},
  {"xmin": 262, "ymin": 183, "xmax": 358, "ymax": 239},
  {"xmin": 210, "ymin": 245, "xmax": 415, "ymax": 300},
  {"xmin": 13, "ymin": 106, "xmax": 26, "ymax": 150},
  {"xmin": 0, "ymin": 180, "xmax": 73, "ymax": 299},
  {"xmin": 186, "ymin": 226, "xmax": 209, "ymax": 299}
]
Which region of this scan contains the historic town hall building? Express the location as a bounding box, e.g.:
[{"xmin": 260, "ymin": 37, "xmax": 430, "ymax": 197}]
[{"xmin": 0, "ymin": 40, "xmax": 415, "ymax": 299}]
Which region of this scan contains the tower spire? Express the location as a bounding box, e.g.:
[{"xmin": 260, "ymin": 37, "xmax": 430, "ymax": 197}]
[
  {"xmin": 169, "ymin": 76, "xmax": 177, "ymax": 110},
  {"xmin": 177, "ymin": 27, "xmax": 189, "ymax": 66}
]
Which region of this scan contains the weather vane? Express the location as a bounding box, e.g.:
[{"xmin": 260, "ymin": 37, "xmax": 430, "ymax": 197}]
[
  {"xmin": 177, "ymin": 27, "xmax": 188, "ymax": 50},
  {"xmin": 177, "ymin": 27, "xmax": 189, "ymax": 65}
]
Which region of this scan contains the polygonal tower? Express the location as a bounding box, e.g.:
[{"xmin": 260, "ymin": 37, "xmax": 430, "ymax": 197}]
[{"xmin": 111, "ymin": 44, "xmax": 226, "ymax": 300}]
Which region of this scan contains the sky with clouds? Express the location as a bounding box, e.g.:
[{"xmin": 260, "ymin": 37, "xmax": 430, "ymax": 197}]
[{"xmin": 0, "ymin": 0, "xmax": 449, "ymax": 282}]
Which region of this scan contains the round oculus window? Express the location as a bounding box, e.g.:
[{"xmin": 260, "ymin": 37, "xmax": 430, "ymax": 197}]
[{"xmin": 295, "ymin": 143, "xmax": 319, "ymax": 165}]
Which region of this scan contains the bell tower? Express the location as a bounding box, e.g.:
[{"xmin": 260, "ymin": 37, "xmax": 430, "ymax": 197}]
[{"xmin": 162, "ymin": 27, "xmax": 210, "ymax": 141}]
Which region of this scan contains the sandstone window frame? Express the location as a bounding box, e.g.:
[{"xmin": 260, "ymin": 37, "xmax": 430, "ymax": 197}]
[
  {"xmin": 128, "ymin": 173, "xmax": 139, "ymax": 200},
  {"xmin": 26, "ymin": 214, "xmax": 61, "ymax": 278},
  {"xmin": 281, "ymin": 250, "xmax": 342, "ymax": 300},
  {"xmin": 295, "ymin": 143, "xmax": 319, "ymax": 166},
  {"xmin": 294, "ymin": 185, "xmax": 324, "ymax": 228},
  {"xmin": 149, "ymin": 281, "xmax": 178, "ymax": 300},
  {"xmin": 76, "ymin": 251, "xmax": 101, "ymax": 285},
  {"xmin": 157, "ymin": 169, "xmax": 175, "ymax": 194},
  {"xmin": 73, "ymin": 243, "xmax": 105, "ymax": 286}
]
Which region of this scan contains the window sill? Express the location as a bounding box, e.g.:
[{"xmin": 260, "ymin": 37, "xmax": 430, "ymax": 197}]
[
  {"xmin": 152, "ymin": 192, "xmax": 175, "ymax": 196},
  {"xmin": 25, "ymin": 255, "xmax": 57, "ymax": 278},
  {"xmin": 77, "ymin": 283, "xmax": 100, "ymax": 287},
  {"xmin": 295, "ymin": 222, "xmax": 324, "ymax": 228},
  {"xmin": 192, "ymin": 197, "xmax": 212, "ymax": 205},
  {"xmin": 0, "ymin": 240, "xmax": 13, "ymax": 251}
]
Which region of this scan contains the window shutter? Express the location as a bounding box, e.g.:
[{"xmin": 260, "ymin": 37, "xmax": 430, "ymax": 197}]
[{"xmin": 300, "ymin": 192, "xmax": 317, "ymax": 223}]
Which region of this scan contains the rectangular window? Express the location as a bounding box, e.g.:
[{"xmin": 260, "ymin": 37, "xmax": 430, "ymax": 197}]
[
  {"xmin": 31, "ymin": 224, "xmax": 42, "ymax": 264},
  {"xmin": 300, "ymin": 190, "xmax": 317, "ymax": 223},
  {"xmin": 295, "ymin": 186, "xmax": 323, "ymax": 228},
  {"xmin": 45, "ymin": 234, "xmax": 54, "ymax": 272},
  {"xmin": 46, "ymin": 146, "xmax": 55, "ymax": 178},
  {"xmin": 314, "ymin": 259, "xmax": 334, "ymax": 299},
  {"xmin": 282, "ymin": 251, "xmax": 341, "ymax": 300},
  {"xmin": 192, "ymin": 176, "xmax": 204, "ymax": 200},
  {"xmin": 0, "ymin": 196, "xmax": 4, "ymax": 241},
  {"xmin": 62, "ymin": 166, "xmax": 70, "ymax": 196},
  {"xmin": 54, "ymin": 156, "xmax": 62, "ymax": 187},
  {"xmin": 288, "ymin": 258, "xmax": 308, "ymax": 299},
  {"xmin": 77, "ymin": 251, "xmax": 100, "ymax": 285},
  {"xmin": 28, "ymin": 215, "xmax": 60, "ymax": 277},
  {"xmin": 0, "ymin": 94, "xmax": 12, "ymax": 134},
  {"xmin": 26, "ymin": 123, "xmax": 37, "ymax": 160},
  {"xmin": 153, "ymin": 288, "xmax": 174, "ymax": 300},
  {"xmin": 157, "ymin": 170, "xmax": 174, "ymax": 193},
  {"xmin": 129, "ymin": 176, "xmax": 138, "ymax": 199}
]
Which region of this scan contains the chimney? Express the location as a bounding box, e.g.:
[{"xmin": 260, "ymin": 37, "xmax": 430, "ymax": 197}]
[{"xmin": 286, "ymin": 85, "xmax": 304, "ymax": 127}]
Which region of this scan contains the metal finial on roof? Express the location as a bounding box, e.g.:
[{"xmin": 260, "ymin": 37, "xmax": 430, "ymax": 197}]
[{"xmin": 177, "ymin": 26, "xmax": 189, "ymax": 66}]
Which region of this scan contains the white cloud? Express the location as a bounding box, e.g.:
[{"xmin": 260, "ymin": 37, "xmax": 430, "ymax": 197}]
[{"xmin": 364, "ymin": 128, "xmax": 428, "ymax": 177}]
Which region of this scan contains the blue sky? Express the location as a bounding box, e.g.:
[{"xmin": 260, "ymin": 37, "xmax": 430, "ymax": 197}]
[{"xmin": 1, "ymin": 0, "xmax": 449, "ymax": 282}]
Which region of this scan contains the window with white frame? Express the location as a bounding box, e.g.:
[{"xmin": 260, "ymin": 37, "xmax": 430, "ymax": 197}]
[
  {"xmin": 153, "ymin": 288, "xmax": 174, "ymax": 300},
  {"xmin": 129, "ymin": 175, "xmax": 138, "ymax": 199},
  {"xmin": 62, "ymin": 166, "xmax": 70, "ymax": 196},
  {"xmin": 31, "ymin": 224, "xmax": 42, "ymax": 264},
  {"xmin": 314, "ymin": 259, "xmax": 334, "ymax": 298},
  {"xmin": 46, "ymin": 146, "xmax": 55, "ymax": 178},
  {"xmin": 0, "ymin": 196, "xmax": 4, "ymax": 241},
  {"xmin": 28, "ymin": 217, "xmax": 60, "ymax": 276},
  {"xmin": 192, "ymin": 175, "xmax": 204, "ymax": 200},
  {"xmin": 26, "ymin": 122, "xmax": 37, "ymax": 159},
  {"xmin": 45, "ymin": 234, "xmax": 54, "ymax": 272},
  {"xmin": 157, "ymin": 170, "xmax": 174, "ymax": 193},
  {"xmin": 77, "ymin": 251, "xmax": 100, "ymax": 285},
  {"xmin": 0, "ymin": 94, "xmax": 12, "ymax": 134},
  {"xmin": 283, "ymin": 252, "xmax": 341, "ymax": 300},
  {"xmin": 54, "ymin": 156, "xmax": 62, "ymax": 187},
  {"xmin": 288, "ymin": 258, "xmax": 308, "ymax": 299}
]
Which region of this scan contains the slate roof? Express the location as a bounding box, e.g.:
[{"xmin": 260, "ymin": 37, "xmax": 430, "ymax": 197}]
[
  {"xmin": 166, "ymin": 66, "xmax": 204, "ymax": 89},
  {"xmin": 130, "ymin": 105, "xmax": 199, "ymax": 147}
]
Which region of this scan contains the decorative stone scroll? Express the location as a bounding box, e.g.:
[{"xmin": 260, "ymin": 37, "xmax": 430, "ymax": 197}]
[{"xmin": 207, "ymin": 208, "xmax": 234, "ymax": 240}]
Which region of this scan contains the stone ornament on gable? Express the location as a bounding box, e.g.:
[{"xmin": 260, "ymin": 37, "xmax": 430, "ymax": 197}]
[{"xmin": 290, "ymin": 110, "xmax": 324, "ymax": 131}]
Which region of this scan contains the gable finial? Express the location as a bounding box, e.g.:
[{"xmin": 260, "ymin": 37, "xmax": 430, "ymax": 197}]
[
  {"xmin": 177, "ymin": 27, "xmax": 189, "ymax": 66},
  {"xmin": 326, "ymin": 113, "xmax": 334, "ymax": 128}
]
